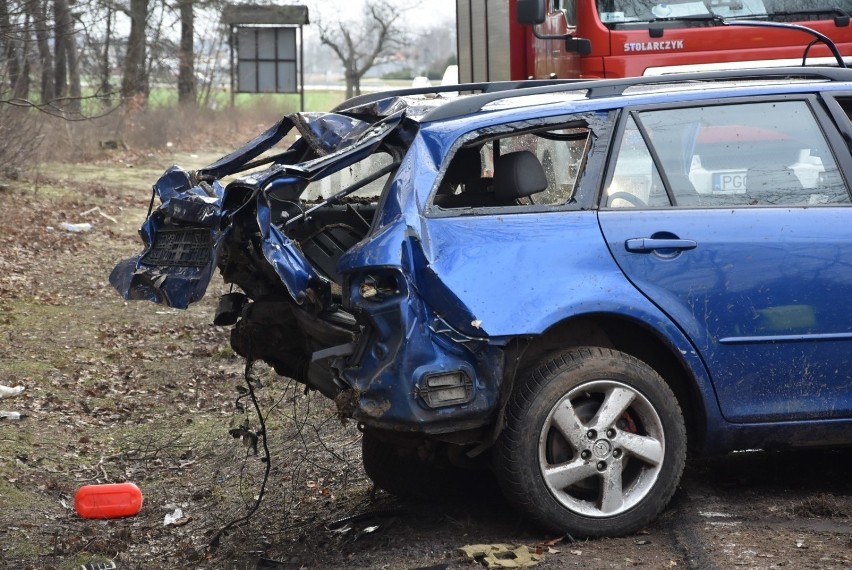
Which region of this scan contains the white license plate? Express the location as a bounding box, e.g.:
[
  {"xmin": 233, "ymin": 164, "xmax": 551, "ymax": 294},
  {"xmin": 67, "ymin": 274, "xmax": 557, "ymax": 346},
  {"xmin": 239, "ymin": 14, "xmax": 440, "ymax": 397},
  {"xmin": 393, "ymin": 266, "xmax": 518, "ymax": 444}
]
[{"xmin": 712, "ymin": 171, "xmax": 747, "ymax": 194}]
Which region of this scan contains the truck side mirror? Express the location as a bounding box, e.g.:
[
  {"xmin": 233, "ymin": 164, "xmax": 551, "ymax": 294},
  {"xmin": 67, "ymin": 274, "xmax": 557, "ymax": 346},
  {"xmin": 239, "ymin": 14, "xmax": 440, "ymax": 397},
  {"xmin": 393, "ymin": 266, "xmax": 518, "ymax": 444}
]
[
  {"xmin": 567, "ymin": 37, "xmax": 592, "ymax": 55},
  {"xmin": 517, "ymin": 0, "xmax": 546, "ymax": 25}
]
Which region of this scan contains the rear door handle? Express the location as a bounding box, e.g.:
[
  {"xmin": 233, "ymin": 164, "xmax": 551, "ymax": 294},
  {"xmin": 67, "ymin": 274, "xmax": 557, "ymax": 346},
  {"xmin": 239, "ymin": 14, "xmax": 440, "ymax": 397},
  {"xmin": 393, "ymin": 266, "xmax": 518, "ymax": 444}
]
[{"xmin": 625, "ymin": 238, "xmax": 697, "ymax": 253}]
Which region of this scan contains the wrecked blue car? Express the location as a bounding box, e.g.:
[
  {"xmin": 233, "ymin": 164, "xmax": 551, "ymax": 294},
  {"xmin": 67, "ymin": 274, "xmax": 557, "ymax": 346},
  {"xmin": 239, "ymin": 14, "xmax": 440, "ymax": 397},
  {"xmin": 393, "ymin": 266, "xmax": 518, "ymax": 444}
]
[{"xmin": 113, "ymin": 68, "xmax": 852, "ymax": 537}]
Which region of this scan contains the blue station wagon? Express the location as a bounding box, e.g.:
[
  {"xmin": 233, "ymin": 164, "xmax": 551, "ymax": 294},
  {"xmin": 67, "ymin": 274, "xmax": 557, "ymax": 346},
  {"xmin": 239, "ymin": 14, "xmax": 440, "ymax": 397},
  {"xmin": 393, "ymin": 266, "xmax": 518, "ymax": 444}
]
[{"xmin": 112, "ymin": 67, "xmax": 852, "ymax": 537}]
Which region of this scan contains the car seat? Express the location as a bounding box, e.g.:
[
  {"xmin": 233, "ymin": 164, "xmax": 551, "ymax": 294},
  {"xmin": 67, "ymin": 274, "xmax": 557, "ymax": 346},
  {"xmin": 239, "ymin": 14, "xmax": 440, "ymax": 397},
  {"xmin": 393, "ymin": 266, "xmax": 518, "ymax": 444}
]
[{"xmin": 493, "ymin": 150, "xmax": 548, "ymax": 205}]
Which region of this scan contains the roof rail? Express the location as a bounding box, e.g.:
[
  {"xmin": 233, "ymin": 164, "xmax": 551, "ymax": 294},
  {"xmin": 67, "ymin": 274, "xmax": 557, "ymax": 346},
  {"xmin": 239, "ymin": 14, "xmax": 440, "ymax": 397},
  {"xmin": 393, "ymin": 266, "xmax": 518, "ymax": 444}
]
[
  {"xmin": 331, "ymin": 79, "xmax": 587, "ymax": 113},
  {"xmin": 420, "ymin": 66, "xmax": 852, "ymax": 122}
]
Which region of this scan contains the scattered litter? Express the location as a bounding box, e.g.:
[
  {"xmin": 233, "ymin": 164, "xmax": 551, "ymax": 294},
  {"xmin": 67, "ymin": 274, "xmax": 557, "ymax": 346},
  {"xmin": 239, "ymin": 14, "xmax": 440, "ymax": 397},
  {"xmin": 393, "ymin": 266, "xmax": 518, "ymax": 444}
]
[
  {"xmin": 570, "ymin": 550, "xmax": 583, "ymax": 556},
  {"xmin": 353, "ymin": 524, "xmax": 380, "ymax": 540},
  {"xmin": 459, "ymin": 544, "xmax": 543, "ymax": 568},
  {"xmin": 795, "ymin": 540, "xmax": 808, "ymax": 549},
  {"xmin": 76, "ymin": 482, "xmax": 143, "ymax": 519},
  {"xmin": 700, "ymin": 511, "xmax": 734, "ymax": 518},
  {"xmin": 634, "ymin": 539, "xmax": 652, "ymax": 545},
  {"xmin": 1, "ymin": 384, "xmax": 26, "ymax": 421},
  {"xmin": 80, "ymin": 561, "xmax": 116, "ymax": 570},
  {"xmin": 60, "ymin": 222, "xmax": 94, "ymax": 233},
  {"xmin": 0, "ymin": 411, "xmax": 26, "ymax": 420},
  {"xmin": 164, "ymin": 507, "xmax": 188, "ymax": 526},
  {"xmin": 325, "ymin": 508, "xmax": 404, "ymax": 541},
  {"xmin": 79, "ymin": 206, "xmax": 118, "ymax": 224},
  {"xmin": 0, "ymin": 384, "xmax": 24, "ymax": 398}
]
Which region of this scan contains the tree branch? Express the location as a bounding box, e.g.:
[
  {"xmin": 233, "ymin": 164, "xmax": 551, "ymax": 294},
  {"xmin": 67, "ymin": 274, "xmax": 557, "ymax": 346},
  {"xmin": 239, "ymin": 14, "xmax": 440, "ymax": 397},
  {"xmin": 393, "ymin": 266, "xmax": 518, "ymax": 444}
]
[{"xmin": 0, "ymin": 93, "xmax": 123, "ymax": 121}]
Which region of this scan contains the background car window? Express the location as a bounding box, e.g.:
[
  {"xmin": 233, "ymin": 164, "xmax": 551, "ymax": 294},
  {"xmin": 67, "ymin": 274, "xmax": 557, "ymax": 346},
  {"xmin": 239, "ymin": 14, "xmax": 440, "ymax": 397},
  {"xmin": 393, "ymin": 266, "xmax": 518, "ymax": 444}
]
[
  {"xmin": 434, "ymin": 127, "xmax": 590, "ymax": 209},
  {"xmin": 605, "ymin": 101, "xmax": 849, "ymax": 208},
  {"xmin": 604, "ymin": 116, "xmax": 671, "ymax": 208}
]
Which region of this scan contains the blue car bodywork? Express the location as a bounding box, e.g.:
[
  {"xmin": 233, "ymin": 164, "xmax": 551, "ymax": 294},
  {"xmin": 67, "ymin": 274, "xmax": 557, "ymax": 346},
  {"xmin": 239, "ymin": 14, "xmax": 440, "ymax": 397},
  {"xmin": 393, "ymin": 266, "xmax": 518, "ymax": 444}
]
[{"xmin": 112, "ymin": 68, "xmax": 852, "ymax": 535}]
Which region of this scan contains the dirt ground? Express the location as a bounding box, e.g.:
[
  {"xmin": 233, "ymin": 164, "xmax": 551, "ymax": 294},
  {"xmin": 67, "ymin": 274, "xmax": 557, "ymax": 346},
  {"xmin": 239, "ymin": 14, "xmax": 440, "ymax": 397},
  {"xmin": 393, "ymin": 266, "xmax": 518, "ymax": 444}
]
[{"xmin": 0, "ymin": 150, "xmax": 850, "ymax": 570}]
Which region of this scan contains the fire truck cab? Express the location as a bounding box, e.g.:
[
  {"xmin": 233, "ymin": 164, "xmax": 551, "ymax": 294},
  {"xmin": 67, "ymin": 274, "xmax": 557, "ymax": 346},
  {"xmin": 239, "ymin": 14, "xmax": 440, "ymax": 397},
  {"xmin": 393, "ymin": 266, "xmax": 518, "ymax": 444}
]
[{"xmin": 457, "ymin": 0, "xmax": 852, "ymax": 80}]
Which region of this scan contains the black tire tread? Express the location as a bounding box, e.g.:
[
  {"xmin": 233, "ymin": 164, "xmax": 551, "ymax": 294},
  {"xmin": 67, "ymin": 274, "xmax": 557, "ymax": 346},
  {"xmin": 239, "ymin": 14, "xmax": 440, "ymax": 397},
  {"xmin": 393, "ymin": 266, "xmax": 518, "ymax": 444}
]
[{"xmin": 494, "ymin": 347, "xmax": 686, "ymax": 537}]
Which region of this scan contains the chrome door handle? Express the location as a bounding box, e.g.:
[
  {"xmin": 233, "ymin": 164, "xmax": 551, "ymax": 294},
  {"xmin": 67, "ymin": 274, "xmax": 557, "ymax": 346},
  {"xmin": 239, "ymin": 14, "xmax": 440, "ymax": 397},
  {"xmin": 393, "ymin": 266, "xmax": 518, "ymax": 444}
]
[{"xmin": 625, "ymin": 238, "xmax": 697, "ymax": 253}]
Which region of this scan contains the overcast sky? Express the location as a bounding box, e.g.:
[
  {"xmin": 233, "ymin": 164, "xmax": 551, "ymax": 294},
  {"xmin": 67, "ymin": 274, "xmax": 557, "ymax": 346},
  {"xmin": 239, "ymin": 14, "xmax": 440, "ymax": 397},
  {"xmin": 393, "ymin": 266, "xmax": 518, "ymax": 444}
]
[{"xmin": 307, "ymin": 0, "xmax": 457, "ymax": 29}]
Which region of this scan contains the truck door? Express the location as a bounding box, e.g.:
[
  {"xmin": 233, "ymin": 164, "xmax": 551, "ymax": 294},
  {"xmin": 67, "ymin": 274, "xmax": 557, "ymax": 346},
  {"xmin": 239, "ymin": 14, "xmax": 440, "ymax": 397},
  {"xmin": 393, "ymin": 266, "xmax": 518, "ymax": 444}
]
[
  {"xmin": 535, "ymin": 0, "xmax": 581, "ymax": 78},
  {"xmin": 597, "ymin": 97, "xmax": 852, "ymax": 423}
]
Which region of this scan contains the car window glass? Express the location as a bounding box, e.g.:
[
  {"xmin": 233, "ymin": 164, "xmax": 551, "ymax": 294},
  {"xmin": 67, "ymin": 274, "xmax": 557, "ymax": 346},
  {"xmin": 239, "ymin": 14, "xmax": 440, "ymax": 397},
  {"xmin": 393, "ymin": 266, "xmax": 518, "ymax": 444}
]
[
  {"xmin": 433, "ymin": 127, "xmax": 591, "ymax": 210},
  {"xmin": 605, "ymin": 101, "xmax": 850, "ymax": 208},
  {"xmin": 605, "ymin": 116, "xmax": 672, "ymax": 208}
]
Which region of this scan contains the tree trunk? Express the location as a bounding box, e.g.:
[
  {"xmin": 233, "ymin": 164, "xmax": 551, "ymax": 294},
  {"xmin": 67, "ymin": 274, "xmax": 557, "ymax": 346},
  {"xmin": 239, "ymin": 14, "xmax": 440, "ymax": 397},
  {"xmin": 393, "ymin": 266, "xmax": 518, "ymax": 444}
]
[
  {"xmin": 122, "ymin": 0, "xmax": 149, "ymax": 101},
  {"xmin": 53, "ymin": 0, "xmax": 69, "ymax": 98},
  {"xmin": 0, "ymin": 0, "xmax": 25, "ymax": 97},
  {"xmin": 344, "ymin": 70, "xmax": 355, "ymax": 99},
  {"xmin": 99, "ymin": 5, "xmax": 112, "ymax": 104},
  {"xmin": 17, "ymin": 17, "xmax": 30, "ymax": 99},
  {"xmin": 28, "ymin": 0, "xmax": 55, "ymax": 104},
  {"xmin": 177, "ymin": 0, "xmax": 195, "ymax": 105},
  {"xmin": 62, "ymin": 2, "xmax": 80, "ymax": 113}
]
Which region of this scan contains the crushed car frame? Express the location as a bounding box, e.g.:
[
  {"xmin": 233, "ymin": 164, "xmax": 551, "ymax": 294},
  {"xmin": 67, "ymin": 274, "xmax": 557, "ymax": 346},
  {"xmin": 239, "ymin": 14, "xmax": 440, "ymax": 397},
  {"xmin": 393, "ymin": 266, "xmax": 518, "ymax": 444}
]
[{"xmin": 113, "ymin": 66, "xmax": 852, "ymax": 537}]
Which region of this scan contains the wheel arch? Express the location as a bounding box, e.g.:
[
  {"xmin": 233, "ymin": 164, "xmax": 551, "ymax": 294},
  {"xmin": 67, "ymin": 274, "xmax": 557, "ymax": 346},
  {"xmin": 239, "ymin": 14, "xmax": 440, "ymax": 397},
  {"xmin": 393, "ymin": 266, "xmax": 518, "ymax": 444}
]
[{"xmin": 514, "ymin": 313, "xmax": 710, "ymax": 453}]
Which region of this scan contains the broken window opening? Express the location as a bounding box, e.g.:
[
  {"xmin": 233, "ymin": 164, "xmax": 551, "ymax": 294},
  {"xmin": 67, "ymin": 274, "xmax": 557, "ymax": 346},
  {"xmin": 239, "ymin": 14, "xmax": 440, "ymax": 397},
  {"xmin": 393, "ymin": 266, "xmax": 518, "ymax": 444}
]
[{"xmin": 433, "ymin": 125, "xmax": 592, "ymax": 210}]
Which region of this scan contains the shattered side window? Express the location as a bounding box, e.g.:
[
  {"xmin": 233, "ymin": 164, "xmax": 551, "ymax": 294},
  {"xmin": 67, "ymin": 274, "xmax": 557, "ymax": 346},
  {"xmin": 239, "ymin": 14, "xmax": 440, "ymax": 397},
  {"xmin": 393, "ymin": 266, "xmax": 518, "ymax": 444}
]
[{"xmin": 433, "ymin": 126, "xmax": 591, "ymax": 210}]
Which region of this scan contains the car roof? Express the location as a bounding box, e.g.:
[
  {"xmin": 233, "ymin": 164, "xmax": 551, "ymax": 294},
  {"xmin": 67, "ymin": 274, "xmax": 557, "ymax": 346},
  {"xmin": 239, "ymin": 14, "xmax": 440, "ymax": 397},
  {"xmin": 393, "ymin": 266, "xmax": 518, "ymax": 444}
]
[{"xmin": 334, "ymin": 67, "xmax": 852, "ymax": 125}]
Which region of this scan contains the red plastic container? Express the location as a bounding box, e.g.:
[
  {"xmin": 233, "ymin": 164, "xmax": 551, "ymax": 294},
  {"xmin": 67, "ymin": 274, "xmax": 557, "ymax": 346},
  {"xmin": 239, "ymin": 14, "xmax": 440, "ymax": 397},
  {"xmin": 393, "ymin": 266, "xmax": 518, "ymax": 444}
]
[{"xmin": 74, "ymin": 482, "xmax": 143, "ymax": 519}]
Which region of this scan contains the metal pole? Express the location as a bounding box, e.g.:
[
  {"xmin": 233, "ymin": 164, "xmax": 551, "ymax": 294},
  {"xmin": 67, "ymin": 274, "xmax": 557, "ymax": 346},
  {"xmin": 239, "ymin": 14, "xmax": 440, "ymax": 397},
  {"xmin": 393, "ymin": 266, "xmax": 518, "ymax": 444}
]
[
  {"xmin": 299, "ymin": 24, "xmax": 305, "ymax": 111},
  {"xmin": 229, "ymin": 25, "xmax": 236, "ymax": 108}
]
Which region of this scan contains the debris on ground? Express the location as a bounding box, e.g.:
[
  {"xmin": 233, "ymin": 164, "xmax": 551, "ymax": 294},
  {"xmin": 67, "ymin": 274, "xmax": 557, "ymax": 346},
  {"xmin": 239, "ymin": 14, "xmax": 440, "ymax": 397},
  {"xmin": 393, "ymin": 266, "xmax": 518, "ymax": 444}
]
[
  {"xmin": 60, "ymin": 221, "xmax": 94, "ymax": 233},
  {"xmin": 324, "ymin": 508, "xmax": 405, "ymax": 541},
  {"xmin": 0, "ymin": 384, "xmax": 24, "ymax": 398},
  {"xmin": 459, "ymin": 544, "xmax": 543, "ymax": 568},
  {"xmin": 81, "ymin": 560, "xmax": 117, "ymax": 570},
  {"xmin": 164, "ymin": 507, "xmax": 188, "ymax": 526},
  {"xmin": 0, "ymin": 411, "xmax": 25, "ymax": 420},
  {"xmin": 0, "ymin": 383, "xmax": 26, "ymax": 421},
  {"xmin": 79, "ymin": 206, "xmax": 118, "ymax": 224}
]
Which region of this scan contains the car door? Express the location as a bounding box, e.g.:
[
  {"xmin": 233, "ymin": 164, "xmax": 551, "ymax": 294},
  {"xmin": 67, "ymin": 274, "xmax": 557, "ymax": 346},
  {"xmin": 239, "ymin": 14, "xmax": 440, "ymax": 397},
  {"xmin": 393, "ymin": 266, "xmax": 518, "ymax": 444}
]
[{"xmin": 597, "ymin": 96, "xmax": 852, "ymax": 423}]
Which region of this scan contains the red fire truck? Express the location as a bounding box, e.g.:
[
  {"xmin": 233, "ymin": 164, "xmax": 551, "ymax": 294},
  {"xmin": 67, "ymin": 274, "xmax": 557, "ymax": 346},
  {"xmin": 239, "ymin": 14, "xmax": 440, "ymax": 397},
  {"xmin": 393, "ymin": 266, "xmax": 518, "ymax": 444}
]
[{"xmin": 456, "ymin": 0, "xmax": 852, "ymax": 81}]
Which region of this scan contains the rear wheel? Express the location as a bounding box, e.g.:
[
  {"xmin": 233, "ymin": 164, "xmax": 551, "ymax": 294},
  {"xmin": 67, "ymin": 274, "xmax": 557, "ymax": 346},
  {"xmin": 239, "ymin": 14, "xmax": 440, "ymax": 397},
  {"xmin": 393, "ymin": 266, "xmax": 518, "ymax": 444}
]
[{"xmin": 495, "ymin": 347, "xmax": 686, "ymax": 537}]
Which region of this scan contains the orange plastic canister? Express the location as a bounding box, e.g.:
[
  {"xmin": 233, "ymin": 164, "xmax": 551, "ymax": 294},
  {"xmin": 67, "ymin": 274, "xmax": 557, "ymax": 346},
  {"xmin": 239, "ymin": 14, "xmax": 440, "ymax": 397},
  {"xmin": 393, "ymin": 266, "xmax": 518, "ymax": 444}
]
[{"xmin": 74, "ymin": 482, "xmax": 143, "ymax": 519}]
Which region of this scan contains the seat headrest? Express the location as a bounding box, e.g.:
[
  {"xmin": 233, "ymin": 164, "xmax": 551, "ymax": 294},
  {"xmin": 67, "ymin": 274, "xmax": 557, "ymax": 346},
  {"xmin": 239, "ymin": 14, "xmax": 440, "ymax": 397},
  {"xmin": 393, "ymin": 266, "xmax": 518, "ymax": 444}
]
[{"xmin": 493, "ymin": 150, "xmax": 548, "ymax": 201}]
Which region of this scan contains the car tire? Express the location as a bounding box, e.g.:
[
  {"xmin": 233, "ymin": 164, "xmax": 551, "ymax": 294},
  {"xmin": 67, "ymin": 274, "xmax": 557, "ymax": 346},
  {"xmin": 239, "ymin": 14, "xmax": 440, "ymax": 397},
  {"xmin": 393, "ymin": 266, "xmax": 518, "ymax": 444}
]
[
  {"xmin": 361, "ymin": 429, "xmax": 495, "ymax": 500},
  {"xmin": 494, "ymin": 347, "xmax": 686, "ymax": 537}
]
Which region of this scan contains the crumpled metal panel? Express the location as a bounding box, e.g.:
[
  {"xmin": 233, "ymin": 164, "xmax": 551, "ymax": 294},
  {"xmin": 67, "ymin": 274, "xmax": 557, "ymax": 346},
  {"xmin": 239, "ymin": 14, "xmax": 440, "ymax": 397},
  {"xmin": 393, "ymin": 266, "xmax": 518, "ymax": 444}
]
[
  {"xmin": 256, "ymin": 198, "xmax": 327, "ymax": 307},
  {"xmin": 109, "ymin": 168, "xmax": 227, "ymax": 309},
  {"xmin": 291, "ymin": 112, "xmax": 374, "ymax": 156},
  {"xmin": 112, "ymin": 106, "xmax": 406, "ymax": 311}
]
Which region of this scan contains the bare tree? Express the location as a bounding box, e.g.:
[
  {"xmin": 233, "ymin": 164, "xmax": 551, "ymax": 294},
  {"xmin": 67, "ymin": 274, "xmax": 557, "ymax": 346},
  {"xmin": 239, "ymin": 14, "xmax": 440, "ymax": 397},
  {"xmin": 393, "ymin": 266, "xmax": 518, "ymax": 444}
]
[
  {"xmin": 176, "ymin": 0, "xmax": 195, "ymax": 104},
  {"xmin": 0, "ymin": 0, "xmax": 28, "ymax": 98},
  {"xmin": 54, "ymin": 0, "xmax": 80, "ymax": 113},
  {"xmin": 121, "ymin": 0, "xmax": 149, "ymax": 100},
  {"xmin": 318, "ymin": 0, "xmax": 407, "ymax": 99},
  {"xmin": 27, "ymin": 0, "xmax": 54, "ymax": 103}
]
